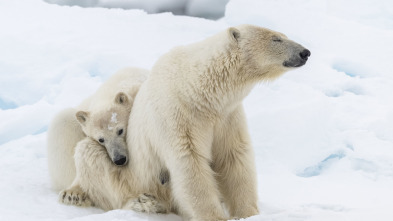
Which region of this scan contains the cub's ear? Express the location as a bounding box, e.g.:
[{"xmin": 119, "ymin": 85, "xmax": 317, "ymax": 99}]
[
  {"xmin": 76, "ymin": 111, "xmax": 89, "ymax": 125},
  {"xmin": 228, "ymin": 27, "xmax": 240, "ymax": 43},
  {"xmin": 115, "ymin": 92, "xmax": 129, "ymax": 105}
]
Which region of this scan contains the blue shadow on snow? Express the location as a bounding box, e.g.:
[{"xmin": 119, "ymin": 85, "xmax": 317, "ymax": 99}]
[
  {"xmin": 0, "ymin": 98, "xmax": 18, "ymax": 110},
  {"xmin": 297, "ymin": 152, "xmax": 346, "ymax": 178}
]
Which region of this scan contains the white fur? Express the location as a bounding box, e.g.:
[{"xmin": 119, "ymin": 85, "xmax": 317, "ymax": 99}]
[
  {"xmin": 47, "ymin": 67, "xmax": 147, "ymax": 192},
  {"xmin": 48, "ymin": 25, "xmax": 309, "ymax": 220},
  {"xmin": 47, "ymin": 108, "xmax": 84, "ymax": 191},
  {"xmin": 48, "ymin": 67, "xmax": 172, "ymax": 213},
  {"xmin": 125, "ymin": 25, "xmax": 308, "ymax": 220},
  {"xmin": 65, "ymin": 137, "xmax": 169, "ymax": 212}
]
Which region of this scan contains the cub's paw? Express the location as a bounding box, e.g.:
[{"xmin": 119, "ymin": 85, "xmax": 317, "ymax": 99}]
[
  {"xmin": 123, "ymin": 193, "xmax": 168, "ymax": 214},
  {"xmin": 59, "ymin": 188, "xmax": 93, "ymax": 207}
]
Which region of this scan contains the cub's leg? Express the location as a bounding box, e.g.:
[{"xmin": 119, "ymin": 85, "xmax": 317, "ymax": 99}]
[
  {"xmin": 72, "ymin": 137, "xmax": 123, "ymax": 210},
  {"xmin": 59, "ymin": 183, "xmax": 93, "ymax": 207},
  {"xmin": 72, "ymin": 137, "xmax": 169, "ymax": 213},
  {"xmin": 212, "ymin": 106, "xmax": 259, "ymax": 218}
]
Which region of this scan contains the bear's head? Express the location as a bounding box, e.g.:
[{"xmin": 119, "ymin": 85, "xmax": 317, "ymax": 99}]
[
  {"xmin": 76, "ymin": 92, "xmax": 131, "ymax": 166},
  {"xmin": 229, "ymin": 24, "xmax": 310, "ymax": 80}
]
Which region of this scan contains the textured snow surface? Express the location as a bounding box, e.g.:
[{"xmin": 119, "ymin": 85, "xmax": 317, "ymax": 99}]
[
  {"xmin": 43, "ymin": 0, "xmax": 230, "ymax": 19},
  {"xmin": 1, "ymin": 0, "xmax": 393, "ymax": 220}
]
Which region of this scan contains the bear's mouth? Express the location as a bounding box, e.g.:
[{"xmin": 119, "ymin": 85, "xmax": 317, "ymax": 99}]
[{"xmin": 283, "ymin": 59, "xmax": 307, "ymax": 68}]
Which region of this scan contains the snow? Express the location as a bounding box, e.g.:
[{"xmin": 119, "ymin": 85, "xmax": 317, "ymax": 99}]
[
  {"xmin": 0, "ymin": 0, "xmax": 392, "ymax": 220},
  {"xmin": 43, "ymin": 0, "xmax": 229, "ymax": 19},
  {"xmin": 111, "ymin": 112, "xmax": 118, "ymax": 124},
  {"xmin": 108, "ymin": 112, "xmax": 117, "ymax": 130}
]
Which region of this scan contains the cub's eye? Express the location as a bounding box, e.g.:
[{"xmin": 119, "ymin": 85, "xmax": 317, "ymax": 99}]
[
  {"xmin": 118, "ymin": 129, "xmax": 123, "ymax": 136},
  {"xmin": 98, "ymin": 138, "xmax": 105, "ymax": 143}
]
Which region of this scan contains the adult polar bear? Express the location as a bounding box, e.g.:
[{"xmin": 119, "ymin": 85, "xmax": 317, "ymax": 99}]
[{"xmin": 127, "ymin": 24, "xmax": 310, "ymax": 220}]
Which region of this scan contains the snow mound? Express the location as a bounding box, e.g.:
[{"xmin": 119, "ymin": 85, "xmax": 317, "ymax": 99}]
[{"xmin": 43, "ymin": 0, "xmax": 230, "ymax": 19}]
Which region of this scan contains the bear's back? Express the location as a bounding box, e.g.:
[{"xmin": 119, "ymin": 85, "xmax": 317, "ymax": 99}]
[{"xmin": 79, "ymin": 67, "xmax": 148, "ymax": 111}]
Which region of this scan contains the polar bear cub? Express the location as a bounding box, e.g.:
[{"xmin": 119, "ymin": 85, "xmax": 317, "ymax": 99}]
[
  {"xmin": 48, "ymin": 67, "xmax": 147, "ymax": 192},
  {"xmin": 62, "ymin": 136, "xmax": 168, "ymax": 213},
  {"xmin": 47, "ymin": 67, "xmax": 167, "ymax": 211}
]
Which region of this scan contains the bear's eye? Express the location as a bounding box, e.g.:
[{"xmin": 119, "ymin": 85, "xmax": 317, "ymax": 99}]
[
  {"xmin": 272, "ymin": 36, "xmax": 282, "ymax": 42},
  {"xmin": 98, "ymin": 138, "xmax": 105, "ymax": 143},
  {"xmin": 118, "ymin": 129, "xmax": 123, "ymax": 136}
]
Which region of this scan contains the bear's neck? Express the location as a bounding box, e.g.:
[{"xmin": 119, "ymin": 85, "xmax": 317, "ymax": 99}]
[{"xmin": 181, "ymin": 47, "xmax": 254, "ymax": 118}]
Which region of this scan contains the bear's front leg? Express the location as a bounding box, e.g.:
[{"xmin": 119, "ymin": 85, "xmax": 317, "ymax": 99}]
[
  {"xmin": 59, "ymin": 184, "xmax": 93, "ymax": 207},
  {"xmin": 162, "ymin": 127, "xmax": 227, "ymax": 221},
  {"xmin": 122, "ymin": 193, "xmax": 168, "ymax": 213},
  {"xmin": 212, "ymin": 106, "xmax": 259, "ymax": 218}
]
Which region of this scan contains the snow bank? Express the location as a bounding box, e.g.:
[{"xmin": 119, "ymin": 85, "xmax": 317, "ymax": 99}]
[
  {"xmin": 43, "ymin": 0, "xmax": 230, "ymax": 19},
  {"xmin": 0, "ymin": 0, "xmax": 392, "ymax": 220}
]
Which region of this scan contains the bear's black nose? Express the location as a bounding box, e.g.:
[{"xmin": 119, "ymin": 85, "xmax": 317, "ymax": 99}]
[
  {"xmin": 299, "ymin": 49, "xmax": 311, "ymax": 60},
  {"xmin": 114, "ymin": 155, "xmax": 127, "ymax": 166}
]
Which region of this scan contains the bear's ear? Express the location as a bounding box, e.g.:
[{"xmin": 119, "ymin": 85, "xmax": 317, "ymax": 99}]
[
  {"xmin": 129, "ymin": 84, "xmax": 141, "ymax": 100},
  {"xmin": 228, "ymin": 27, "xmax": 240, "ymax": 43},
  {"xmin": 76, "ymin": 111, "xmax": 89, "ymax": 125},
  {"xmin": 115, "ymin": 92, "xmax": 129, "ymax": 105}
]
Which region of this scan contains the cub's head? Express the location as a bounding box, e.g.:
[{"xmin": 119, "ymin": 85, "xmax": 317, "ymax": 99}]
[
  {"xmin": 76, "ymin": 92, "xmax": 131, "ymax": 166},
  {"xmin": 228, "ymin": 24, "xmax": 310, "ymax": 80}
]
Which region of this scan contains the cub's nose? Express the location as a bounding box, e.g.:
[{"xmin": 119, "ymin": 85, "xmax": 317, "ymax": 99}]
[
  {"xmin": 114, "ymin": 155, "xmax": 127, "ymax": 166},
  {"xmin": 299, "ymin": 49, "xmax": 311, "ymax": 60}
]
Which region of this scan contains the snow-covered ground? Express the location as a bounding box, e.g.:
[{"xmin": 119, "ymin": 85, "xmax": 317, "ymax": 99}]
[
  {"xmin": 1, "ymin": 0, "xmax": 393, "ymax": 220},
  {"xmin": 43, "ymin": 0, "xmax": 230, "ymax": 19}
]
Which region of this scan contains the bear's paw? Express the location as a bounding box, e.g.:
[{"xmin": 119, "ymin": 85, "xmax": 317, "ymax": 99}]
[
  {"xmin": 123, "ymin": 193, "xmax": 168, "ymax": 213},
  {"xmin": 59, "ymin": 187, "xmax": 93, "ymax": 207}
]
